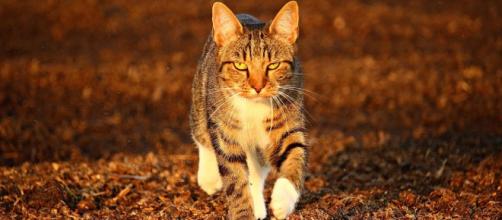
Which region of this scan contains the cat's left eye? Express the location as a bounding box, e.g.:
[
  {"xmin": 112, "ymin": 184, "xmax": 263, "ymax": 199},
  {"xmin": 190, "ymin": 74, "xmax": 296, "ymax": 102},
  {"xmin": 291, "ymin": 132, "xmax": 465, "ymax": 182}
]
[{"xmin": 267, "ymin": 62, "xmax": 280, "ymax": 70}]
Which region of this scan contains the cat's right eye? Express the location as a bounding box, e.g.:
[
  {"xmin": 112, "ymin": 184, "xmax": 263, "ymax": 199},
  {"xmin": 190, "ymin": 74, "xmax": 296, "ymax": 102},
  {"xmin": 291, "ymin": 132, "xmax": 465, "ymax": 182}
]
[{"xmin": 233, "ymin": 62, "xmax": 248, "ymax": 71}]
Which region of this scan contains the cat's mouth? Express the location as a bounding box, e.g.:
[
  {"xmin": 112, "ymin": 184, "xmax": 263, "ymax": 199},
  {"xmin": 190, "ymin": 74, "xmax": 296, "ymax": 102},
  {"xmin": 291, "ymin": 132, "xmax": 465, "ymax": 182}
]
[
  {"xmin": 236, "ymin": 87, "xmax": 278, "ymax": 99},
  {"xmin": 239, "ymin": 92, "xmax": 275, "ymax": 100}
]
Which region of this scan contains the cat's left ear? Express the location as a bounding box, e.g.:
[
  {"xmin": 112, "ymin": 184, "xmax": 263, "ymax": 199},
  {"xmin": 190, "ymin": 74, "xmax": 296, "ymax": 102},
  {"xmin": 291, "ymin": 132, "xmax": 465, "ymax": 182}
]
[
  {"xmin": 212, "ymin": 2, "xmax": 243, "ymax": 46},
  {"xmin": 269, "ymin": 1, "xmax": 299, "ymax": 44}
]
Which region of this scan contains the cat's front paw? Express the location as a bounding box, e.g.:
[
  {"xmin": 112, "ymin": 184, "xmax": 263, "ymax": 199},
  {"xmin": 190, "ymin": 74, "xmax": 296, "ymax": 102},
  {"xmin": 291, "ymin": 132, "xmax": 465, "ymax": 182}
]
[
  {"xmin": 253, "ymin": 199, "xmax": 267, "ymax": 219},
  {"xmin": 197, "ymin": 144, "xmax": 222, "ymax": 195},
  {"xmin": 270, "ymin": 178, "xmax": 300, "ymax": 219},
  {"xmin": 197, "ymin": 169, "xmax": 222, "ymax": 195}
]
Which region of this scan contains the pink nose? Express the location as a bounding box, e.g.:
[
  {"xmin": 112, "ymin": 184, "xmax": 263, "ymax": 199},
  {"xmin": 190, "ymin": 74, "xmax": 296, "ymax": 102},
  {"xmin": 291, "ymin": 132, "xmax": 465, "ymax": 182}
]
[{"xmin": 252, "ymin": 84, "xmax": 263, "ymax": 93}]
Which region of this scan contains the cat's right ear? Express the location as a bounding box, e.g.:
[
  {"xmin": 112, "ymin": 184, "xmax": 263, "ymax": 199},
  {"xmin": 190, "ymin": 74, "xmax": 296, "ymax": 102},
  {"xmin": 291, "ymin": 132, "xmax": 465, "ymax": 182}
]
[{"xmin": 212, "ymin": 2, "xmax": 243, "ymax": 46}]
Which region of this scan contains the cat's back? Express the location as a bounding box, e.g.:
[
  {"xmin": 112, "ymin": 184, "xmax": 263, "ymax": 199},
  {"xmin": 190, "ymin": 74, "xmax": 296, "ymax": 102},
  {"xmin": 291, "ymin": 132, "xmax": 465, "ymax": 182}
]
[{"xmin": 236, "ymin": 14, "xmax": 265, "ymax": 29}]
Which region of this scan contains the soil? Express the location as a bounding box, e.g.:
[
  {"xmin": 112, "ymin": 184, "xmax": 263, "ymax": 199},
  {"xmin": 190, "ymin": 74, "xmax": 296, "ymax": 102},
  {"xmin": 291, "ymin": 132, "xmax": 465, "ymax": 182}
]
[{"xmin": 0, "ymin": 0, "xmax": 501, "ymax": 219}]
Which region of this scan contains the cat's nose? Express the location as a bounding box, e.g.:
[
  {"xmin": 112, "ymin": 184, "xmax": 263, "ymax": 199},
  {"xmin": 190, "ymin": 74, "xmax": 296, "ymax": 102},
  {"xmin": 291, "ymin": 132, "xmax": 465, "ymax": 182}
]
[
  {"xmin": 249, "ymin": 75, "xmax": 266, "ymax": 94},
  {"xmin": 252, "ymin": 84, "xmax": 263, "ymax": 93}
]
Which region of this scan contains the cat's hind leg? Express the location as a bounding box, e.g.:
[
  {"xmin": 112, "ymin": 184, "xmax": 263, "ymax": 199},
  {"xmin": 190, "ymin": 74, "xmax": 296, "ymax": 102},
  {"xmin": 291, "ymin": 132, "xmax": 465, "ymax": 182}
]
[{"xmin": 196, "ymin": 140, "xmax": 223, "ymax": 195}]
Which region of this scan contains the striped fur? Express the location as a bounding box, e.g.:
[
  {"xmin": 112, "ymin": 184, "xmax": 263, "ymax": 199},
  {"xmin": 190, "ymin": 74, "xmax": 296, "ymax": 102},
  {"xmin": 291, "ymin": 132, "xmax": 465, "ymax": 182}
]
[{"xmin": 190, "ymin": 2, "xmax": 306, "ymax": 219}]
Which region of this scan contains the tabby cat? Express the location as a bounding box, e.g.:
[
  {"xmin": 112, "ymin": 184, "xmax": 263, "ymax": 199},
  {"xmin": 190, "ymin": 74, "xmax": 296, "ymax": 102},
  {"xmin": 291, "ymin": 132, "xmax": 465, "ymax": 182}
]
[{"xmin": 190, "ymin": 1, "xmax": 307, "ymax": 219}]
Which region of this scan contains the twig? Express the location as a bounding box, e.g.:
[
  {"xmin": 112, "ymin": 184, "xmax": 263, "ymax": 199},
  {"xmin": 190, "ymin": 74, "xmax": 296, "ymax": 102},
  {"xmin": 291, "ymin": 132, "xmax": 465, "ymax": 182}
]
[
  {"xmin": 111, "ymin": 174, "xmax": 150, "ymax": 181},
  {"xmin": 107, "ymin": 184, "xmax": 132, "ymax": 205},
  {"xmin": 435, "ymin": 159, "xmax": 448, "ymax": 179}
]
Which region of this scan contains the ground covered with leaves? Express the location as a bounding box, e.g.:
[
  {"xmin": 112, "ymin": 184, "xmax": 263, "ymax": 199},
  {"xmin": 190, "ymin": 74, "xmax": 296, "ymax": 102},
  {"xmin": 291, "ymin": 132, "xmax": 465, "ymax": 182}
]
[{"xmin": 0, "ymin": 0, "xmax": 501, "ymax": 219}]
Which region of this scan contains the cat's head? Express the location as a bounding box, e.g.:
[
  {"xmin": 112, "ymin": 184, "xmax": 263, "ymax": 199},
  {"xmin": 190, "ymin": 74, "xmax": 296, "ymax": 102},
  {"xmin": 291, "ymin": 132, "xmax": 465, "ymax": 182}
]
[{"xmin": 212, "ymin": 1, "xmax": 300, "ymax": 100}]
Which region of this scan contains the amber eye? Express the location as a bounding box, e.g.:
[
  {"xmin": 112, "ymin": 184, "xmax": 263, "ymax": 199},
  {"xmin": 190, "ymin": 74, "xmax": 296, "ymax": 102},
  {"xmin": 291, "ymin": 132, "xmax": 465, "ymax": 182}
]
[
  {"xmin": 233, "ymin": 62, "xmax": 248, "ymax": 70},
  {"xmin": 267, "ymin": 62, "xmax": 280, "ymax": 70}
]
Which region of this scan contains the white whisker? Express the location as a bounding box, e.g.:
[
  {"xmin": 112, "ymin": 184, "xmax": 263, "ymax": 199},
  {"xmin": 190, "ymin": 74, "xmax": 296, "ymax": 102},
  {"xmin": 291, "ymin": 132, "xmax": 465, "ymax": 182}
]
[
  {"xmin": 280, "ymin": 87, "xmax": 319, "ymax": 101},
  {"xmin": 209, "ymin": 92, "xmax": 241, "ymax": 120},
  {"xmin": 280, "ymin": 85, "xmax": 320, "ymax": 99},
  {"xmin": 205, "ymin": 87, "xmax": 235, "ymax": 96},
  {"xmin": 268, "ymin": 98, "xmax": 273, "ymax": 136},
  {"xmin": 273, "ymin": 95, "xmax": 290, "ymax": 132},
  {"xmin": 277, "ymin": 91, "xmax": 313, "ymax": 122}
]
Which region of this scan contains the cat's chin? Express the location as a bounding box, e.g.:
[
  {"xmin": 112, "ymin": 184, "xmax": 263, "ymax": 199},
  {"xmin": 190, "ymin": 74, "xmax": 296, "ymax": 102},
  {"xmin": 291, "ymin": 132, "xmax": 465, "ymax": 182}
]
[{"xmin": 240, "ymin": 95, "xmax": 271, "ymax": 103}]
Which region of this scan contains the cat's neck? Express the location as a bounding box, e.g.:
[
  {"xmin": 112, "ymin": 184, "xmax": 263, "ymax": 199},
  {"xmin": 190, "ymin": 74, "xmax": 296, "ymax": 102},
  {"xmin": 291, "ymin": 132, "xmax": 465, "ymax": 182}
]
[{"xmin": 230, "ymin": 95, "xmax": 272, "ymax": 148}]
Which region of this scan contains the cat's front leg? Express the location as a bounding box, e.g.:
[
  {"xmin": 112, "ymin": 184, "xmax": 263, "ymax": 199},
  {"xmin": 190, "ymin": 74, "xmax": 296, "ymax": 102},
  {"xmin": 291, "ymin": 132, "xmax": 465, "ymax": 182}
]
[
  {"xmin": 212, "ymin": 132, "xmax": 255, "ymax": 219},
  {"xmin": 196, "ymin": 140, "xmax": 222, "ymax": 195},
  {"xmin": 270, "ymin": 130, "xmax": 307, "ymax": 219},
  {"xmin": 247, "ymin": 153, "xmax": 270, "ymax": 219}
]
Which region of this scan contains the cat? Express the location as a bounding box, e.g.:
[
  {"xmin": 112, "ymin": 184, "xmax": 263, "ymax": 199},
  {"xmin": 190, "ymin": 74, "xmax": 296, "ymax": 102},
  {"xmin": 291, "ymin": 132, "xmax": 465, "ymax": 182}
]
[{"xmin": 190, "ymin": 1, "xmax": 307, "ymax": 219}]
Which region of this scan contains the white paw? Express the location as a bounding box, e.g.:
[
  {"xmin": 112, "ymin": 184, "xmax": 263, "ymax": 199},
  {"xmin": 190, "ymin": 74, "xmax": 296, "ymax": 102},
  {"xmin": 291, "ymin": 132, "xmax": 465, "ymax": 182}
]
[
  {"xmin": 270, "ymin": 178, "xmax": 300, "ymax": 219},
  {"xmin": 196, "ymin": 142, "xmax": 222, "ymax": 195},
  {"xmin": 197, "ymin": 170, "xmax": 222, "ymax": 195},
  {"xmin": 253, "ymin": 197, "xmax": 267, "ymax": 219}
]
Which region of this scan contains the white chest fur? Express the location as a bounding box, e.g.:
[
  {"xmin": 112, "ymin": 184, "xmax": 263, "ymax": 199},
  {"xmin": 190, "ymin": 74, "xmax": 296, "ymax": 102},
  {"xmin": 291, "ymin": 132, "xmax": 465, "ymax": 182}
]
[{"xmin": 231, "ymin": 96, "xmax": 272, "ymax": 149}]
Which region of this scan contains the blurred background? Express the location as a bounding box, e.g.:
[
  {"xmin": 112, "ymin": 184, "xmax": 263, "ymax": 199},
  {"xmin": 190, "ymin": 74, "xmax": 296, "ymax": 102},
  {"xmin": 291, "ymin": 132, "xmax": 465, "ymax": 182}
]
[{"xmin": 0, "ymin": 0, "xmax": 500, "ymax": 218}]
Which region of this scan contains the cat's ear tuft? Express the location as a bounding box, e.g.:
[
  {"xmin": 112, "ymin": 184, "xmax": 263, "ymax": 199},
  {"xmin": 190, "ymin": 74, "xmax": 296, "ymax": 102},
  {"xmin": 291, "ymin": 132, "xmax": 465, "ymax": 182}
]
[
  {"xmin": 212, "ymin": 2, "xmax": 243, "ymax": 46},
  {"xmin": 269, "ymin": 1, "xmax": 299, "ymax": 44}
]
